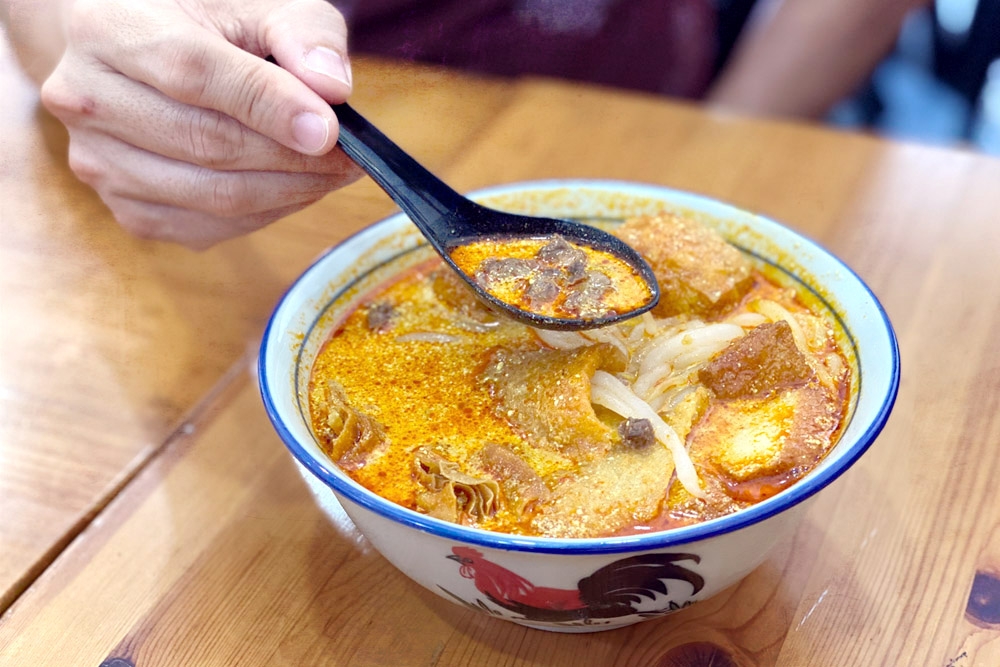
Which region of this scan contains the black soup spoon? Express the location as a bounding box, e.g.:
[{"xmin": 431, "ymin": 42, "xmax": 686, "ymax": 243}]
[{"xmin": 331, "ymin": 102, "xmax": 660, "ymax": 331}]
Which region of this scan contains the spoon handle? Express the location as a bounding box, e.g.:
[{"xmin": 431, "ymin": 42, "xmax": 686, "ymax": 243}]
[{"xmin": 332, "ymin": 102, "xmax": 476, "ymax": 248}]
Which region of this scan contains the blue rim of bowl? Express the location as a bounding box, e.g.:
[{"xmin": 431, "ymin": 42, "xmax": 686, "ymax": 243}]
[{"xmin": 258, "ymin": 179, "xmax": 901, "ymax": 555}]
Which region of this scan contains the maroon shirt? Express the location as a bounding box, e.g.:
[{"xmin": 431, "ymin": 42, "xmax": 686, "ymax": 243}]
[{"xmin": 337, "ymin": 0, "xmax": 718, "ymax": 99}]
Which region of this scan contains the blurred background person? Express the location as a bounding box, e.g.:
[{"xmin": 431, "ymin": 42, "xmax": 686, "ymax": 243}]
[
  {"xmin": 2, "ymin": 0, "xmax": 996, "ymax": 248},
  {"xmin": 829, "ymin": 0, "xmax": 1000, "ymax": 153},
  {"xmin": 339, "ymin": 0, "xmax": 1000, "ymax": 151},
  {"xmin": 338, "ymin": 0, "xmax": 929, "ymax": 119}
]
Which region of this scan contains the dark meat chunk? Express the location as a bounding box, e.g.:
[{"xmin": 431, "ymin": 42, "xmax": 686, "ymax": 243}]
[
  {"xmin": 523, "ymin": 268, "xmax": 562, "ymax": 308},
  {"xmin": 618, "ymin": 418, "xmax": 655, "ymax": 449},
  {"xmin": 468, "ymin": 235, "xmax": 621, "ymax": 319},
  {"xmin": 537, "ymin": 235, "xmax": 587, "ymax": 283},
  {"xmin": 698, "ymin": 321, "xmax": 814, "ymax": 399},
  {"xmin": 613, "ymin": 213, "xmax": 752, "ymax": 317},
  {"xmin": 561, "ymin": 271, "xmax": 612, "ymax": 318},
  {"xmin": 365, "ymin": 301, "xmax": 395, "ymax": 332}
]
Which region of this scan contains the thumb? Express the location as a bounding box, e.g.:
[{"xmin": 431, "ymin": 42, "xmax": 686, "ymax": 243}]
[{"xmin": 263, "ymin": 0, "xmax": 353, "ymax": 103}]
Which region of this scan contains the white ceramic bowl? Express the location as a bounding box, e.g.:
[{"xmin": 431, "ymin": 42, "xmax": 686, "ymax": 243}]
[{"xmin": 259, "ymin": 180, "xmax": 899, "ymax": 633}]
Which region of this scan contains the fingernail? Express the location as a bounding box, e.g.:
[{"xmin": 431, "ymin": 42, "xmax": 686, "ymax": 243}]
[
  {"xmin": 292, "ymin": 112, "xmax": 330, "ymax": 153},
  {"xmin": 304, "ymin": 46, "xmax": 352, "ymax": 87}
]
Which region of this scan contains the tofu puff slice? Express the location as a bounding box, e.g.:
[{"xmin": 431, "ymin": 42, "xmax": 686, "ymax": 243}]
[
  {"xmin": 691, "ymin": 383, "xmax": 843, "ymax": 505},
  {"xmin": 667, "ymin": 321, "xmax": 848, "ymax": 517},
  {"xmin": 529, "ymin": 439, "xmax": 675, "ymax": 538},
  {"xmin": 613, "ymin": 213, "xmax": 753, "ymax": 318},
  {"xmin": 481, "ymin": 343, "xmax": 677, "ymax": 537},
  {"xmin": 481, "ymin": 343, "xmax": 627, "ymax": 462}
]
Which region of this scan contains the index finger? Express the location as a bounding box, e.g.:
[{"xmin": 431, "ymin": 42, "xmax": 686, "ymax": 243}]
[{"xmin": 96, "ymin": 6, "xmax": 346, "ymax": 156}]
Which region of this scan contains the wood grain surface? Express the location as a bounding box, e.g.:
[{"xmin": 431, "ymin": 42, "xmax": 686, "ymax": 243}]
[
  {"xmin": 0, "ymin": 26, "xmax": 511, "ymax": 612},
  {"xmin": 3, "ymin": 28, "xmax": 1000, "ymax": 667}
]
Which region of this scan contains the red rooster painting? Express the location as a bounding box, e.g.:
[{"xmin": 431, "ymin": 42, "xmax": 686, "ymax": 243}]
[{"xmin": 446, "ymin": 546, "xmax": 704, "ymax": 623}]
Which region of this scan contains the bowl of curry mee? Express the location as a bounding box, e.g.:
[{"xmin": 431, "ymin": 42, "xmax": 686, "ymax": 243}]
[{"xmin": 259, "ymin": 180, "xmax": 899, "ymax": 632}]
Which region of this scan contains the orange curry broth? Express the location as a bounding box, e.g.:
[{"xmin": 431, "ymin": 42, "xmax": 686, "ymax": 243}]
[
  {"xmin": 308, "ymin": 259, "xmax": 538, "ymax": 533},
  {"xmin": 449, "ymin": 236, "xmax": 652, "ymax": 318},
  {"xmin": 308, "ymin": 256, "xmax": 851, "ymax": 538}
]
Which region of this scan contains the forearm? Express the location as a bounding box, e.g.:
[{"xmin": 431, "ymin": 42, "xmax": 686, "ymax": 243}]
[
  {"xmin": 2, "ymin": 0, "xmax": 74, "ymax": 85},
  {"xmin": 708, "ymin": 0, "xmax": 929, "ymax": 118}
]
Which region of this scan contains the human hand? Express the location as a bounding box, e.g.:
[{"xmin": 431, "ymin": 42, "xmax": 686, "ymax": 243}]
[{"xmin": 40, "ymin": 0, "xmax": 361, "ymax": 249}]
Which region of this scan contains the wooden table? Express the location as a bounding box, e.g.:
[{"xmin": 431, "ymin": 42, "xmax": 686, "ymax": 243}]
[{"xmin": 2, "ymin": 27, "xmax": 999, "ymax": 666}]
